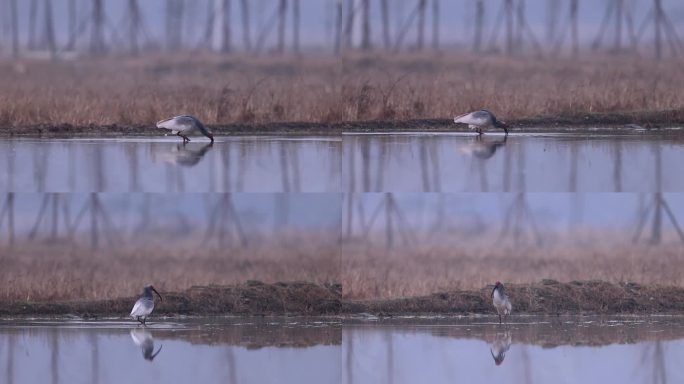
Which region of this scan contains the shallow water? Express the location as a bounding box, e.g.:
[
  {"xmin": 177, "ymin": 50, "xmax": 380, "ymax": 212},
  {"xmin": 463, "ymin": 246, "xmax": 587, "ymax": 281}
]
[
  {"xmin": 2, "ymin": 132, "xmax": 684, "ymax": 192},
  {"xmin": 344, "ymin": 316, "xmax": 684, "ymax": 384},
  {"xmin": 344, "ymin": 133, "xmax": 684, "ymax": 192},
  {"xmin": 4, "ymin": 316, "xmax": 684, "ymax": 383},
  {"xmin": 0, "ymin": 137, "xmax": 341, "ymax": 192},
  {"xmin": 0, "ymin": 318, "xmax": 341, "ymax": 384}
]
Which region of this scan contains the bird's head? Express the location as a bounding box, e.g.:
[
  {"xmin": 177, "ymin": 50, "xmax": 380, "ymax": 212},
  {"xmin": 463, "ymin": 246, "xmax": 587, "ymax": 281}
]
[
  {"xmin": 494, "ymin": 120, "xmax": 509, "ymax": 135},
  {"xmin": 492, "ymin": 281, "xmax": 503, "ymax": 297},
  {"xmin": 145, "ymin": 284, "xmax": 163, "ymax": 302}
]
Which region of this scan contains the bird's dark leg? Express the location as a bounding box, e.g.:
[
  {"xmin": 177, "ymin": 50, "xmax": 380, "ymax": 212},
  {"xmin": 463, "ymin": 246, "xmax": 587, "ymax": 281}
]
[
  {"xmin": 136, "ymin": 316, "xmax": 143, "ymax": 325},
  {"xmin": 498, "ymin": 314, "xmax": 502, "ymax": 324},
  {"xmin": 142, "ymin": 316, "xmax": 147, "ymax": 326}
]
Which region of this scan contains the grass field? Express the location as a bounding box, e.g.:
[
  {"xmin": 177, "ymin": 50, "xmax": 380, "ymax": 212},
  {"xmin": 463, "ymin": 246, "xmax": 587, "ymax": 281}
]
[
  {"xmin": 1, "ymin": 53, "xmax": 684, "ymax": 127},
  {"xmin": 342, "ymin": 231, "xmax": 684, "ymax": 299},
  {"xmin": 0, "ymin": 233, "xmax": 340, "ymax": 302}
]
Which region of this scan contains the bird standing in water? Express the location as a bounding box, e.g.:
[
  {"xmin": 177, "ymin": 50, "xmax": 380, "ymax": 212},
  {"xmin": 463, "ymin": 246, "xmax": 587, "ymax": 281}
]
[
  {"xmin": 157, "ymin": 115, "xmax": 214, "ymax": 143},
  {"xmin": 491, "ymin": 281, "xmax": 512, "ymax": 324},
  {"xmin": 454, "ymin": 110, "xmax": 509, "ymax": 135},
  {"xmin": 130, "ymin": 284, "xmax": 163, "ymax": 325}
]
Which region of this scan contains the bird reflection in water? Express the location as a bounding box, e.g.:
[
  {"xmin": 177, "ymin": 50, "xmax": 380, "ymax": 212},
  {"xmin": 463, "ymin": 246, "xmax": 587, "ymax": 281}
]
[
  {"xmin": 490, "ymin": 332, "xmax": 512, "ymax": 366},
  {"xmin": 130, "ymin": 329, "xmax": 163, "ymax": 361},
  {"xmin": 459, "ymin": 134, "xmax": 507, "ymax": 160},
  {"xmin": 152, "ymin": 142, "xmax": 214, "ymax": 167}
]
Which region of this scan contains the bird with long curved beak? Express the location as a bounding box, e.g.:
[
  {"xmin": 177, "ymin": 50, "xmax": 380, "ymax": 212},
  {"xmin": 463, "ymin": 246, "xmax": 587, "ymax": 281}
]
[
  {"xmin": 130, "ymin": 284, "xmax": 163, "ymax": 326},
  {"xmin": 454, "ymin": 109, "xmax": 509, "ymax": 136},
  {"xmin": 157, "ymin": 115, "xmax": 214, "ymax": 143},
  {"xmin": 492, "ymin": 281, "xmax": 512, "ymax": 324}
]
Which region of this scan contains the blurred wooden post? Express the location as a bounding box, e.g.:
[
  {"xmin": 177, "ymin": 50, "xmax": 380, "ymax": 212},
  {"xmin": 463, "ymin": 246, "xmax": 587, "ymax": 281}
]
[
  {"xmin": 28, "ymin": 0, "xmax": 38, "ymax": 50},
  {"xmin": 416, "ymin": 0, "xmax": 427, "ymax": 50},
  {"xmin": 240, "ymin": 0, "xmax": 251, "ymax": 52},
  {"xmin": 334, "ymin": 0, "xmax": 343, "ymax": 54},
  {"xmin": 67, "ymin": 0, "xmax": 76, "ymax": 51},
  {"xmin": 614, "ymin": 0, "xmax": 623, "ymax": 50},
  {"xmin": 505, "ymin": 0, "xmax": 514, "ymax": 55},
  {"xmin": 210, "ymin": 0, "xmax": 230, "ymax": 53},
  {"xmin": 654, "ymin": 0, "xmax": 662, "ymax": 60},
  {"xmin": 90, "ymin": 0, "xmax": 105, "ymax": 54},
  {"xmin": 128, "ymin": 0, "xmax": 141, "ymax": 55},
  {"xmin": 431, "ymin": 0, "xmax": 439, "ymax": 49},
  {"xmin": 44, "ymin": 0, "xmax": 56, "ymax": 58},
  {"xmin": 546, "ymin": 0, "xmax": 560, "ymax": 45},
  {"xmin": 344, "ymin": 0, "xmax": 355, "ymax": 48},
  {"xmin": 515, "ymin": 0, "xmax": 524, "ymax": 51},
  {"xmin": 9, "ymin": 0, "xmax": 18, "ymax": 57},
  {"xmin": 381, "ymin": 0, "xmax": 390, "ymax": 49},
  {"xmin": 292, "ymin": 0, "xmax": 300, "ymax": 53},
  {"xmin": 222, "ymin": 0, "xmax": 231, "ymax": 52},
  {"xmin": 361, "ymin": 0, "xmax": 370, "ymax": 50},
  {"xmin": 473, "ymin": 0, "xmax": 484, "ymax": 52},
  {"xmin": 571, "ymin": 0, "xmax": 578, "ymax": 57},
  {"xmin": 277, "ymin": 0, "xmax": 287, "ymax": 54},
  {"xmin": 166, "ymin": 0, "xmax": 185, "ymax": 51}
]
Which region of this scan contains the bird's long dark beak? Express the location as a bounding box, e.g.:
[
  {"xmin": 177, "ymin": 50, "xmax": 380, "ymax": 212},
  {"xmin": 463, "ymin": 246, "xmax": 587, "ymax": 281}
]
[{"xmin": 151, "ymin": 286, "xmax": 163, "ymax": 302}]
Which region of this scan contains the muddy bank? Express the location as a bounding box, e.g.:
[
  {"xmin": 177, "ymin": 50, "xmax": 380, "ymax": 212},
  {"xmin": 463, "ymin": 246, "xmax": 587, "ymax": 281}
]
[
  {"xmin": 4, "ymin": 280, "xmax": 684, "ymax": 317},
  {"xmin": 0, "ymin": 281, "xmax": 342, "ymax": 317},
  {"xmin": 343, "ymin": 280, "xmax": 684, "ymax": 316},
  {"xmin": 1, "ymin": 109, "xmax": 683, "ymax": 137}
]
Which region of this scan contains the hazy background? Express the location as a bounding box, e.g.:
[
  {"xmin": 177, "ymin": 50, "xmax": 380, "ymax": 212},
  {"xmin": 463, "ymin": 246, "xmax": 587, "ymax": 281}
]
[{"xmin": 2, "ymin": 0, "xmax": 684, "ymax": 56}]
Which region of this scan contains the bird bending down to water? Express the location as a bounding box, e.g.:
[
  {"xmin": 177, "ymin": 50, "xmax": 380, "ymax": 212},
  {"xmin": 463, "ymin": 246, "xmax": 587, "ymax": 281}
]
[
  {"xmin": 454, "ymin": 110, "xmax": 508, "ymax": 135},
  {"xmin": 492, "ymin": 281, "xmax": 512, "ymax": 324},
  {"xmin": 157, "ymin": 115, "xmax": 214, "ymax": 143},
  {"xmin": 130, "ymin": 284, "xmax": 163, "ymax": 325}
]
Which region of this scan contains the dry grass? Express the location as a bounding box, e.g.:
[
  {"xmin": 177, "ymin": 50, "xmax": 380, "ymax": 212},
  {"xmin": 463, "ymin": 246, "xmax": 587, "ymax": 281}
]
[
  {"xmin": 1, "ymin": 53, "xmax": 683, "ymax": 126},
  {"xmin": 0, "ymin": 233, "xmax": 340, "ymax": 302},
  {"xmin": 342, "ymin": 230, "xmax": 684, "ymax": 300}
]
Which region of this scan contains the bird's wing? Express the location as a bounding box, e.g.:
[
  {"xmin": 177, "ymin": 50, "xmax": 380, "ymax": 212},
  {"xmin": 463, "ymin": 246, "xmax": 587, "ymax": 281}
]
[
  {"xmin": 454, "ymin": 111, "xmax": 489, "ymax": 125},
  {"xmin": 156, "ymin": 116, "xmax": 196, "ymax": 133},
  {"xmin": 130, "ymin": 299, "xmax": 144, "ymax": 317}
]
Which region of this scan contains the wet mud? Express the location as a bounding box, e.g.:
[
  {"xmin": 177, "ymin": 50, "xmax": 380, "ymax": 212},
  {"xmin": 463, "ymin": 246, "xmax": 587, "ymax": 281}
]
[{"xmin": 1, "ymin": 109, "xmax": 683, "ymax": 137}]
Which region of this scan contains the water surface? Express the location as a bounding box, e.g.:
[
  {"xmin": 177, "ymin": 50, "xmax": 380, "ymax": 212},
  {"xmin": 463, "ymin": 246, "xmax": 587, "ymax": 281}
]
[
  {"xmin": 0, "ymin": 317, "xmax": 340, "ymax": 384},
  {"xmin": 0, "ymin": 137, "xmax": 341, "ymax": 192},
  {"xmin": 344, "ymin": 316, "xmax": 684, "ymax": 384},
  {"xmin": 344, "ymin": 133, "xmax": 684, "ymax": 192}
]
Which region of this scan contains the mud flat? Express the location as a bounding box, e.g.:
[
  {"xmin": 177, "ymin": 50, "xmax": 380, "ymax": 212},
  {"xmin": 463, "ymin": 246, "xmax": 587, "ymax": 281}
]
[
  {"xmin": 4, "ymin": 280, "xmax": 684, "ymax": 318},
  {"xmin": 0, "ymin": 281, "xmax": 342, "ymax": 317},
  {"xmin": 1, "ymin": 110, "xmax": 684, "ymax": 137},
  {"xmin": 343, "ymin": 280, "xmax": 684, "ymax": 316}
]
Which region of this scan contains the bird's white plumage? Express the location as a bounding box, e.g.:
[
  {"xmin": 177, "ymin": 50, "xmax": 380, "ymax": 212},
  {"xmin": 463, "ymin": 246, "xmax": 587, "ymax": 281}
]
[
  {"xmin": 493, "ymin": 288, "xmax": 512, "ymax": 316},
  {"xmin": 454, "ymin": 112, "xmax": 489, "ymax": 126},
  {"xmin": 130, "ymin": 298, "xmax": 154, "ymax": 317},
  {"xmin": 157, "ymin": 117, "xmax": 196, "ymax": 135}
]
